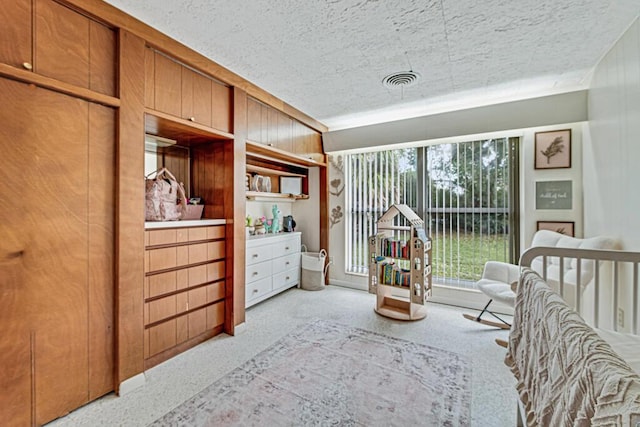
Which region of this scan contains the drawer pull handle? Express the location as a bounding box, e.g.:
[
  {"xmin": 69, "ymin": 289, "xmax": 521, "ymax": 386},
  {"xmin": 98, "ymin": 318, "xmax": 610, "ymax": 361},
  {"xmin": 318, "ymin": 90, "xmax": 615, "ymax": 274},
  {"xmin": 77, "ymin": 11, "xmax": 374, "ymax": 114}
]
[
  {"xmin": 253, "ymin": 289, "xmax": 259, "ymax": 293},
  {"xmin": 286, "ymin": 276, "xmax": 290, "ymax": 280},
  {"xmin": 252, "ymin": 272, "xmax": 258, "ymax": 276},
  {"xmin": 23, "ymin": 62, "xmax": 33, "ymax": 70},
  {"xmin": 252, "ymin": 254, "xmax": 259, "ymax": 258},
  {"xmin": 285, "ymin": 261, "xmax": 290, "ymax": 265},
  {"xmin": 285, "ymin": 246, "xmax": 290, "ymax": 250},
  {"xmin": 189, "ymin": 116, "xmax": 196, "ymax": 122}
]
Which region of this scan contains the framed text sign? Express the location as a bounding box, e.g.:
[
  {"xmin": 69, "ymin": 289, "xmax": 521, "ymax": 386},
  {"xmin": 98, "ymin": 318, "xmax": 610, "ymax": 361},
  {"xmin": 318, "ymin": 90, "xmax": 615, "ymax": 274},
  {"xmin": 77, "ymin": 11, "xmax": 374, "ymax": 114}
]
[{"xmin": 536, "ymin": 180, "xmax": 572, "ymax": 209}]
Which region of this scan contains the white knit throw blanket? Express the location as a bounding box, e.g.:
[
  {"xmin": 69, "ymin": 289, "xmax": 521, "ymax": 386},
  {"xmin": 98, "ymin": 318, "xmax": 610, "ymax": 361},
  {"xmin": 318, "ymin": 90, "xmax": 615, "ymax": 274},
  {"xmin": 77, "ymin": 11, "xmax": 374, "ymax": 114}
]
[{"xmin": 505, "ymin": 269, "xmax": 640, "ymax": 426}]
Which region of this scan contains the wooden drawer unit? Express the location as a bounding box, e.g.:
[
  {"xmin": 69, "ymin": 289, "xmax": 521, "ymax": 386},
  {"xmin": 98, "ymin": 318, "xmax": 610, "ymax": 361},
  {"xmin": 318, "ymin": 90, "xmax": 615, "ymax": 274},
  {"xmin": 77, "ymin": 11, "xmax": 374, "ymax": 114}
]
[
  {"xmin": 245, "ymin": 232, "xmax": 301, "ymax": 308},
  {"xmin": 144, "ymin": 223, "xmax": 227, "ymax": 367}
]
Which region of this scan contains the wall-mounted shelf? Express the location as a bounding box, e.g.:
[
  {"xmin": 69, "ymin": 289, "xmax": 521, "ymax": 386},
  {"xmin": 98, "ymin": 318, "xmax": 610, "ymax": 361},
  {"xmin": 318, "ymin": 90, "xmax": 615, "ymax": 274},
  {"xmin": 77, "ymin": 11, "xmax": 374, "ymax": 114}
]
[
  {"xmin": 246, "ymin": 140, "xmax": 326, "ymax": 168},
  {"xmin": 246, "ymin": 191, "xmax": 309, "ymax": 202},
  {"xmin": 246, "ymin": 164, "xmax": 305, "ymax": 178},
  {"xmin": 246, "ymin": 140, "xmax": 318, "ymax": 200},
  {"xmin": 145, "ymin": 110, "xmax": 234, "ymax": 144}
]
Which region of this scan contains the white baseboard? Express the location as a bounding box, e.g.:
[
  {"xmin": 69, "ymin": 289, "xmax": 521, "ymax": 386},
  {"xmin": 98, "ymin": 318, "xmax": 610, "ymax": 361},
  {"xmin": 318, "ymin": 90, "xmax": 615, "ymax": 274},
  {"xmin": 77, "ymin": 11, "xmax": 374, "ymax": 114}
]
[
  {"xmin": 329, "ymin": 279, "xmax": 513, "ymax": 315},
  {"xmin": 329, "ymin": 279, "xmax": 367, "ymax": 291},
  {"xmin": 233, "ymin": 322, "xmax": 247, "ymax": 335},
  {"xmin": 430, "ymin": 286, "xmax": 514, "ymax": 315},
  {"xmin": 118, "ymin": 372, "xmax": 146, "ymax": 396}
]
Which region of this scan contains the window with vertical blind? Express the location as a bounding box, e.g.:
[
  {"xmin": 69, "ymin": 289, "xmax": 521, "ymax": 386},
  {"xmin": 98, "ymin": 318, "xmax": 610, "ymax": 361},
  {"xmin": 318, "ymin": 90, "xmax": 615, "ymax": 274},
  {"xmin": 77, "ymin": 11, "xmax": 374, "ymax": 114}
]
[
  {"xmin": 344, "ymin": 137, "xmax": 518, "ymax": 288},
  {"xmin": 344, "ymin": 149, "xmax": 417, "ymax": 274}
]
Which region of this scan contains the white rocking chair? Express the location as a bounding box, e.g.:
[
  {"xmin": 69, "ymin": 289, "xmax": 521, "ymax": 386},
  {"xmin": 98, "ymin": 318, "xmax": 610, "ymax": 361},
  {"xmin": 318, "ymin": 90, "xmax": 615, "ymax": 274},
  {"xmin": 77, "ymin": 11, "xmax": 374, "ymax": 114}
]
[{"xmin": 463, "ymin": 230, "xmax": 619, "ymax": 330}]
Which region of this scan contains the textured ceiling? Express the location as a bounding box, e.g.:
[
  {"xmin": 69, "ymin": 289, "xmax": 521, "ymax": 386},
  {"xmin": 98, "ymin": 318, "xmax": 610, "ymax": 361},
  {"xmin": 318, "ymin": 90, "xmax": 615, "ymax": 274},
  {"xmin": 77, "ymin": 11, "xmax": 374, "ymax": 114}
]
[{"xmin": 103, "ymin": 0, "xmax": 640, "ymax": 130}]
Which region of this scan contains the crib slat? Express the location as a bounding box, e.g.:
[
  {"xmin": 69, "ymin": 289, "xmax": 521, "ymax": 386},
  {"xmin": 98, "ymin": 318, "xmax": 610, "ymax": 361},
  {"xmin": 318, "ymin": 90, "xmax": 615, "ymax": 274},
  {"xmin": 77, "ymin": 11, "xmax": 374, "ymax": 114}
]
[
  {"xmin": 634, "ymin": 262, "xmax": 638, "ymax": 335},
  {"xmin": 594, "ymin": 261, "xmax": 600, "ymax": 329},
  {"xmin": 614, "ymin": 261, "xmax": 619, "ymax": 332},
  {"xmin": 559, "ymin": 257, "xmax": 565, "ymax": 298},
  {"xmin": 575, "ymin": 256, "xmax": 581, "ymax": 313}
]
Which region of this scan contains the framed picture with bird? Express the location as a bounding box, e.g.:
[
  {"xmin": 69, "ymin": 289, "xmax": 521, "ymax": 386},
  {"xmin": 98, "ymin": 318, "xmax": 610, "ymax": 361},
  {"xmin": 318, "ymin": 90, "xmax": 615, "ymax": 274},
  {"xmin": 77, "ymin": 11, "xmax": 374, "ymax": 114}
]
[{"xmin": 535, "ymin": 129, "xmax": 571, "ymax": 169}]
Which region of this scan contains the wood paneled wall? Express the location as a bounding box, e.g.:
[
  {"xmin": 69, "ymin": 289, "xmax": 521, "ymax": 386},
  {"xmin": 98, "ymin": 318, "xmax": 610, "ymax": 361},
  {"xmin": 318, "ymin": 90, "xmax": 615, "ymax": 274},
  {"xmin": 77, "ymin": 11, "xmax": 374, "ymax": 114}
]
[
  {"xmin": 231, "ymin": 88, "xmax": 247, "ymax": 326},
  {"xmin": 116, "ymin": 29, "xmax": 146, "ymax": 389},
  {"xmin": 0, "ymin": 0, "xmax": 327, "ymax": 401}
]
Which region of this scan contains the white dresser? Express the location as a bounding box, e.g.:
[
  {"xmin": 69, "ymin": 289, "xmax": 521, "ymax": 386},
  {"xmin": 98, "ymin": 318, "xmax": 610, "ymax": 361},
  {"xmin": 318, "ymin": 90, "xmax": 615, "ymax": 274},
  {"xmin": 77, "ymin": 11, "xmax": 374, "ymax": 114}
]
[{"xmin": 246, "ymin": 232, "xmax": 301, "ymax": 308}]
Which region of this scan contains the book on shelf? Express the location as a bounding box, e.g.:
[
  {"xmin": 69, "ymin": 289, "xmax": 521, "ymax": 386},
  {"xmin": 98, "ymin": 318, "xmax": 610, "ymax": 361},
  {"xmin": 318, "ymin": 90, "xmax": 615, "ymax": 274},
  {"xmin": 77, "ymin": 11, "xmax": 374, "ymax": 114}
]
[
  {"xmin": 378, "ymin": 261, "xmax": 410, "ymax": 287},
  {"xmin": 378, "ymin": 237, "xmax": 411, "ymax": 258}
]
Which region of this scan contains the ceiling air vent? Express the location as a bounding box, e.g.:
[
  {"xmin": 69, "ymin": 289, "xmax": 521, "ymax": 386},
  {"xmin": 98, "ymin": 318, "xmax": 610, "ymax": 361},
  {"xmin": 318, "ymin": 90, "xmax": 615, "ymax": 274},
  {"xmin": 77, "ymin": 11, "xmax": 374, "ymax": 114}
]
[{"xmin": 382, "ymin": 71, "xmax": 421, "ymax": 89}]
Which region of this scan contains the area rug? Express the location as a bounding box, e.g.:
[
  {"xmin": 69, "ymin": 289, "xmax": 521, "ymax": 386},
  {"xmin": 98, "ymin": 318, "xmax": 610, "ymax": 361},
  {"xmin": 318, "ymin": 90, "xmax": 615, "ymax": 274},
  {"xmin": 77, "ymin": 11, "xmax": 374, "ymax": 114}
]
[{"xmin": 151, "ymin": 319, "xmax": 471, "ymax": 426}]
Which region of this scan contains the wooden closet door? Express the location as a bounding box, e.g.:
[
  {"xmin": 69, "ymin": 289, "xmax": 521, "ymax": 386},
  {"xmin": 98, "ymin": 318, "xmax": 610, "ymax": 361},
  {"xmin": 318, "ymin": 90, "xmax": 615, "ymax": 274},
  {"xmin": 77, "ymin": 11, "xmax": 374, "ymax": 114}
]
[{"xmin": 0, "ymin": 78, "xmax": 114, "ymax": 426}]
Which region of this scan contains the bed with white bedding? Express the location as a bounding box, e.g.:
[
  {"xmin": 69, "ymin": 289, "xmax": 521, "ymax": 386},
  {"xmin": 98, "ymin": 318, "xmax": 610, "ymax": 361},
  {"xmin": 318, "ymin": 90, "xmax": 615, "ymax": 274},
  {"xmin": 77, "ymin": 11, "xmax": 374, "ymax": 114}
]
[{"xmin": 506, "ymin": 246, "xmax": 640, "ymax": 426}]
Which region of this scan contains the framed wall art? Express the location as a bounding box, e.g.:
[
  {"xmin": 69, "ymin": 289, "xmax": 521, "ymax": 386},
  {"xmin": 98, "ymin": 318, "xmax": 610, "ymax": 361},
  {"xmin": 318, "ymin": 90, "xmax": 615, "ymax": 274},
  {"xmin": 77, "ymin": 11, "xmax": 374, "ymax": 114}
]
[
  {"xmin": 537, "ymin": 221, "xmax": 575, "ymax": 237},
  {"xmin": 535, "ymin": 129, "xmax": 571, "ymax": 169},
  {"xmin": 535, "ymin": 180, "xmax": 572, "ymax": 209}
]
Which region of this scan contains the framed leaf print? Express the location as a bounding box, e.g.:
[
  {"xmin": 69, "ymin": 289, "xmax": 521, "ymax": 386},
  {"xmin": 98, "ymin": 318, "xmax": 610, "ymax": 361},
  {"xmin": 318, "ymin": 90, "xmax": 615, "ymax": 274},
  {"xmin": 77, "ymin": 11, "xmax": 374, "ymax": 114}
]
[
  {"xmin": 537, "ymin": 221, "xmax": 575, "ymax": 237},
  {"xmin": 535, "ymin": 129, "xmax": 571, "ymax": 169}
]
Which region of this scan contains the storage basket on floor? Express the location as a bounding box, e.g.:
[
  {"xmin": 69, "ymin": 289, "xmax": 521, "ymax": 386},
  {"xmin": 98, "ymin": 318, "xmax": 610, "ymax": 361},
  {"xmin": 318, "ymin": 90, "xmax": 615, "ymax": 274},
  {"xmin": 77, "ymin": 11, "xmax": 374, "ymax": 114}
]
[{"xmin": 300, "ymin": 248, "xmax": 331, "ymax": 291}]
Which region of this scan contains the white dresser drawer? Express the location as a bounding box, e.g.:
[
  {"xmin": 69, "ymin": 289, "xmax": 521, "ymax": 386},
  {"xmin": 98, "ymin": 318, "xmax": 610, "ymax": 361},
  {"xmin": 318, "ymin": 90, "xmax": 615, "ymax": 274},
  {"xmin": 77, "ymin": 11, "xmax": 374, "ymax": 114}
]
[
  {"xmin": 272, "ymin": 252, "xmax": 301, "ymax": 272},
  {"xmin": 272, "ymin": 267, "xmax": 300, "ymax": 291},
  {"xmin": 246, "ymin": 276, "xmax": 272, "ymax": 302},
  {"xmin": 246, "ymin": 244, "xmax": 273, "ymax": 266},
  {"xmin": 272, "ymin": 235, "xmax": 301, "ymax": 256},
  {"xmin": 245, "ymin": 260, "xmax": 271, "ymax": 284}
]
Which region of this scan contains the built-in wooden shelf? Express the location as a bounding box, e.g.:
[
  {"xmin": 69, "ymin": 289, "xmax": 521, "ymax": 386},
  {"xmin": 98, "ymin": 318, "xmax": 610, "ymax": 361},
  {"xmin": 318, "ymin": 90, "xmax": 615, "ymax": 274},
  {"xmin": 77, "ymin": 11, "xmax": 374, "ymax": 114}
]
[
  {"xmin": 245, "ymin": 191, "xmax": 309, "ymax": 202},
  {"xmin": 246, "ymin": 164, "xmax": 306, "ymax": 177},
  {"xmin": 246, "ymin": 140, "xmax": 326, "ymax": 168},
  {"xmin": 145, "ymin": 110, "xmax": 234, "ymax": 144}
]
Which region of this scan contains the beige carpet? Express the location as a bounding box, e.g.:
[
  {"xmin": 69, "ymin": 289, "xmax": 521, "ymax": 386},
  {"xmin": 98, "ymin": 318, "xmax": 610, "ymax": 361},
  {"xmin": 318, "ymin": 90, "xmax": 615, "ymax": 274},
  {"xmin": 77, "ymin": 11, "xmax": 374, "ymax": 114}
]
[{"xmin": 152, "ymin": 319, "xmax": 471, "ymax": 426}]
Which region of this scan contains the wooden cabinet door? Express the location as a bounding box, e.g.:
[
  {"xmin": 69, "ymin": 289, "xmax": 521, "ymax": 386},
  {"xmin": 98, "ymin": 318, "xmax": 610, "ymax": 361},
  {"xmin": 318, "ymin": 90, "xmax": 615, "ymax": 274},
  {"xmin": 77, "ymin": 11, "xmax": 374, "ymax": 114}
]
[
  {"xmin": 266, "ymin": 106, "xmax": 278, "ymax": 146},
  {"xmin": 182, "ymin": 66, "xmax": 212, "ymax": 127},
  {"xmin": 211, "ymin": 80, "xmax": 232, "ymax": 133},
  {"xmin": 154, "ymin": 51, "xmax": 182, "ymax": 117},
  {"xmin": 34, "ymin": 0, "xmax": 90, "ymax": 89},
  {"xmin": 247, "ymin": 97, "xmax": 262, "ymax": 142},
  {"xmin": 0, "ymin": 78, "xmax": 114, "ymax": 425},
  {"xmin": 0, "ymin": 0, "xmax": 116, "ymax": 96},
  {"xmin": 0, "ymin": 0, "xmax": 32, "ymax": 69},
  {"xmin": 276, "ymin": 111, "xmax": 293, "ymax": 152},
  {"xmin": 144, "ymin": 46, "xmax": 156, "ymax": 109}
]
